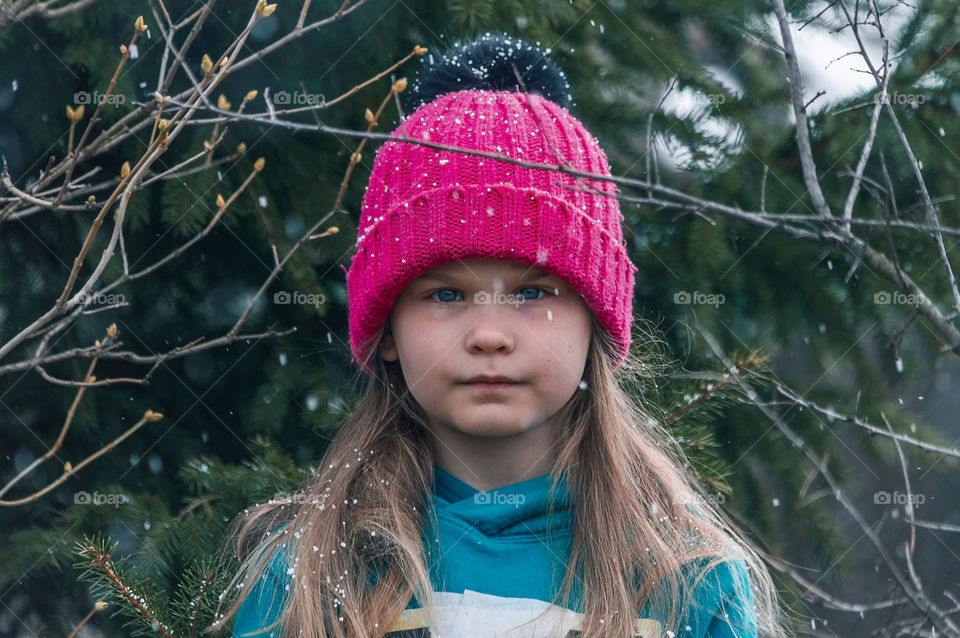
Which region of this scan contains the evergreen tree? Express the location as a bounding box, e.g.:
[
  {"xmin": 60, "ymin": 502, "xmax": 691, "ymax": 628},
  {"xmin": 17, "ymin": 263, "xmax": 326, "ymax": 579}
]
[{"xmin": 1, "ymin": 1, "xmax": 957, "ymax": 635}]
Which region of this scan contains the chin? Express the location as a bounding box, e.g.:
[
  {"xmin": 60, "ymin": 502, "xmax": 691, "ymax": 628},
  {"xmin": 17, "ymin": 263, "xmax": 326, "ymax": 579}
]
[{"xmin": 454, "ymin": 421, "xmax": 537, "ymax": 438}]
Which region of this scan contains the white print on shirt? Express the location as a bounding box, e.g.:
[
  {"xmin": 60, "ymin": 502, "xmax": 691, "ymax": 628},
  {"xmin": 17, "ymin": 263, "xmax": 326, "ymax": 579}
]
[{"xmin": 385, "ymin": 589, "xmax": 662, "ymax": 638}]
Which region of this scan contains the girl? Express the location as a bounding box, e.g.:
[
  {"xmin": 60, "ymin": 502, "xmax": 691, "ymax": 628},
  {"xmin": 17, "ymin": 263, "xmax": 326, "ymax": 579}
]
[{"xmin": 218, "ymin": 32, "xmax": 791, "ymax": 638}]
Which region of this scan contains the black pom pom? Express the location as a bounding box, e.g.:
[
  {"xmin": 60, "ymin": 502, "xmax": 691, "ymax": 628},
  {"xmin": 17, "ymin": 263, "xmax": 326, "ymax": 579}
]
[{"xmin": 402, "ymin": 32, "xmax": 573, "ymax": 114}]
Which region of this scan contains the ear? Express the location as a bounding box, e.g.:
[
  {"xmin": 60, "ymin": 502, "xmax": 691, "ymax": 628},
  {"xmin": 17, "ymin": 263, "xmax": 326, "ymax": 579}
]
[{"xmin": 379, "ymin": 320, "xmax": 399, "ymax": 362}]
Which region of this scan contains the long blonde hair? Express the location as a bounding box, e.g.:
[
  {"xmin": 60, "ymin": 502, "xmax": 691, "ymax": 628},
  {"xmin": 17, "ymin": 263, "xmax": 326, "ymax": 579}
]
[{"xmin": 213, "ymin": 313, "xmax": 794, "ymax": 637}]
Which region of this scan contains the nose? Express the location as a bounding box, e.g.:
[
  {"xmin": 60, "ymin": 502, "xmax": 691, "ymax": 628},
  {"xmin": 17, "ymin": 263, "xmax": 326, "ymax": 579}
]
[{"xmin": 463, "ymin": 302, "xmax": 516, "ymax": 355}]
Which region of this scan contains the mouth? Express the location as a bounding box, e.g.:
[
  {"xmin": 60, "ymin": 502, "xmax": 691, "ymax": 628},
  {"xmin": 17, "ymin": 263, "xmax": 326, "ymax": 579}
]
[
  {"xmin": 463, "ymin": 381, "xmax": 520, "ymax": 392},
  {"xmin": 461, "ymin": 376, "xmax": 522, "ymax": 393}
]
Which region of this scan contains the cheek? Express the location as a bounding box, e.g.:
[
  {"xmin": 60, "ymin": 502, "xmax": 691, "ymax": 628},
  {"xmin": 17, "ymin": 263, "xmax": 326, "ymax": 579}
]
[
  {"xmin": 394, "ymin": 310, "xmax": 449, "ymax": 367},
  {"xmin": 555, "ymin": 307, "xmax": 591, "ymax": 375},
  {"xmin": 550, "ymin": 303, "xmax": 591, "ymax": 344}
]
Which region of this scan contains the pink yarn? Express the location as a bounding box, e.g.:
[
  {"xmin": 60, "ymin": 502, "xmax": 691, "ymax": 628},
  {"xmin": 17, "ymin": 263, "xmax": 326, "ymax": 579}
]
[{"xmin": 345, "ymin": 88, "xmax": 637, "ymax": 374}]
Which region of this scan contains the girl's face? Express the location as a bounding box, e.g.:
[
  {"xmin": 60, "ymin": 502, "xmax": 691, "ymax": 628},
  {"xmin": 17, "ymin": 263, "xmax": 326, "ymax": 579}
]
[{"xmin": 379, "ymin": 258, "xmax": 591, "ymax": 485}]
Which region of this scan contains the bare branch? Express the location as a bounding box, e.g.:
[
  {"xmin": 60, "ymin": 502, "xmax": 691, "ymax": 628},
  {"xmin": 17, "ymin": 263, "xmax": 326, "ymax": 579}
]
[
  {"xmin": 837, "ymin": 0, "xmax": 960, "ymax": 321},
  {"xmin": 695, "ymin": 323, "xmax": 960, "ymax": 637},
  {"xmin": 771, "ymin": 0, "xmax": 833, "ymax": 219},
  {"xmin": 0, "ymin": 410, "xmax": 163, "ymax": 507},
  {"xmin": 842, "ymin": 37, "xmax": 889, "ymax": 232}
]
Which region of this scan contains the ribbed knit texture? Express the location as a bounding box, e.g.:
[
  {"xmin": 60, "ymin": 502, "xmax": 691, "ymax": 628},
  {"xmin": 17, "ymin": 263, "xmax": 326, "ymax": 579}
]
[{"xmin": 346, "ymin": 88, "xmax": 637, "ymax": 373}]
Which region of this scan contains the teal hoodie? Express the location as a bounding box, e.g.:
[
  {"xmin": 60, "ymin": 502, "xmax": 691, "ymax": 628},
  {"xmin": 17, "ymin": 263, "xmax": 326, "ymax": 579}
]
[{"xmin": 232, "ymin": 465, "xmax": 757, "ymax": 637}]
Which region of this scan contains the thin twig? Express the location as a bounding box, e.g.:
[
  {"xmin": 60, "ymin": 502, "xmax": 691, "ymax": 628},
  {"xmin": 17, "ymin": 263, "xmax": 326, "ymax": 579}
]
[
  {"xmin": 0, "ymin": 410, "xmax": 161, "ymax": 506},
  {"xmin": 696, "ymin": 323, "xmax": 960, "ymax": 637},
  {"xmin": 838, "ymin": 0, "xmax": 960, "ymax": 321},
  {"xmin": 841, "ymin": 36, "xmax": 889, "ymax": 232},
  {"xmin": 771, "ymin": 0, "xmax": 833, "ymax": 219},
  {"xmin": 0, "ymin": 353, "xmax": 99, "ymax": 498}
]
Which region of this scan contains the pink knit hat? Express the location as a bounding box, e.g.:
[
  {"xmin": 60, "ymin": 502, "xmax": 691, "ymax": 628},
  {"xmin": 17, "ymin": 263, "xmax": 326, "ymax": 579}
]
[{"xmin": 345, "ymin": 35, "xmax": 637, "ymax": 375}]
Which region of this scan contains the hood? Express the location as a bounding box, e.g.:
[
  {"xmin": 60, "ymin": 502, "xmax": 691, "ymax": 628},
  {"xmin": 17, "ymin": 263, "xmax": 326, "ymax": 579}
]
[{"xmin": 430, "ymin": 464, "xmax": 574, "ymax": 539}]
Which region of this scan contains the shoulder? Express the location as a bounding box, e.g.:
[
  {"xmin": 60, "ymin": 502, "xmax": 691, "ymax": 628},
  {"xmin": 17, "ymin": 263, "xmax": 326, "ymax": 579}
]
[
  {"xmin": 671, "ymin": 505, "xmax": 757, "ymax": 637},
  {"xmin": 681, "ymin": 556, "xmax": 757, "ymax": 638},
  {"xmin": 231, "ymin": 528, "xmax": 293, "ymax": 638}
]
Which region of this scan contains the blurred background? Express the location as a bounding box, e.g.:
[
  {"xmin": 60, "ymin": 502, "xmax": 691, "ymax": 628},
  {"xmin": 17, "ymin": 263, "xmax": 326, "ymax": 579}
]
[{"xmin": 1, "ymin": 0, "xmax": 958, "ymax": 635}]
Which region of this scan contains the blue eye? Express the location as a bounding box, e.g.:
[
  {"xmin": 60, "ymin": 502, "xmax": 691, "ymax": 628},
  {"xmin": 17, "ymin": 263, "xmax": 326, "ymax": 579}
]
[
  {"xmin": 428, "ymin": 287, "xmax": 551, "ymax": 303},
  {"xmin": 518, "ymin": 286, "xmax": 546, "ymax": 300},
  {"xmin": 430, "ymin": 289, "xmax": 463, "ymax": 303}
]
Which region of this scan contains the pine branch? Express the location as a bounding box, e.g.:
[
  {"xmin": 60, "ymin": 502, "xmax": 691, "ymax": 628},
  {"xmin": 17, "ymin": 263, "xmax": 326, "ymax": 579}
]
[
  {"xmin": 75, "ymin": 535, "xmax": 176, "ymax": 637},
  {"xmin": 664, "ymin": 355, "xmax": 768, "ymax": 422},
  {"xmin": 189, "ymin": 570, "xmax": 215, "ymax": 638}
]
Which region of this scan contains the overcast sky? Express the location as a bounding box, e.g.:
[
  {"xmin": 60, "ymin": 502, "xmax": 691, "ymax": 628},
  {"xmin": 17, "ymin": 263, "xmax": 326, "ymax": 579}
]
[{"xmin": 659, "ymin": 3, "xmax": 915, "ymax": 168}]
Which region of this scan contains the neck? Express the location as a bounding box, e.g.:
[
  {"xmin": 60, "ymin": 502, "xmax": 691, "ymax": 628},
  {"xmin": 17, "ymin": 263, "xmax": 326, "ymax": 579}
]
[{"xmin": 430, "ymin": 424, "xmax": 559, "ymax": 492}]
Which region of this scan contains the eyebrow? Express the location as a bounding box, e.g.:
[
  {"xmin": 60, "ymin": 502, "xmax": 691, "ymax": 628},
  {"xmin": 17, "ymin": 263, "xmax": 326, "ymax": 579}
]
[{"xmin": 417, "ymin": 268, "xmax": 553, "ymax": 284}]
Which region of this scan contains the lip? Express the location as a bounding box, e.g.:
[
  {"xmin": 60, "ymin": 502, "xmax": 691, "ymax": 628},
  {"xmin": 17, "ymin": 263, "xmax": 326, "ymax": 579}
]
[
  {"xmin": 462, "ymin": 375, "xmax": 519, "ymax": 384},
  {"xmin": 461, "ymin": 376, "xmax": 521, "ymax": 393},
  {"xmin": 464, "ymin": 381, "xmax": 518, "ymax": 392}
]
